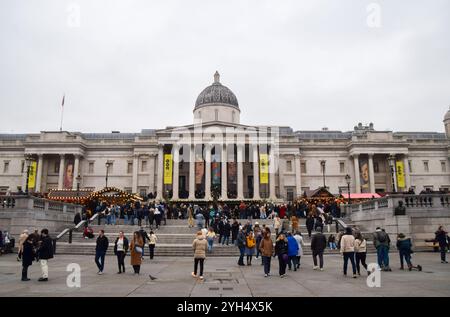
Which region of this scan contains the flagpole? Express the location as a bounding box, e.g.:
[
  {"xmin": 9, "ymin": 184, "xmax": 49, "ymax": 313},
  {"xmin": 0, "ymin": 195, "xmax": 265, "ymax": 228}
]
[{"xmin": 60, "ymin": 94, "xmax": 65, "ymax": 131}]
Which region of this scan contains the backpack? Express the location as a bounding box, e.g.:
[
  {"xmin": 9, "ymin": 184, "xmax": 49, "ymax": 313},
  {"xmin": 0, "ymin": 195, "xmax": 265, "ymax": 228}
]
[{"xmin": 377, "ymin": 232, "xmax": 387, "ymax": 243}]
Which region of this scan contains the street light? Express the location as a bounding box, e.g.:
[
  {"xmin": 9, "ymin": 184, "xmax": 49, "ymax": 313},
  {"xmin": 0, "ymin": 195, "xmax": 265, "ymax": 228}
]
[
  {"xmin": 105, "ymin": 162, "xmax": 111, "ymax": 188},
  {"xmin": 24, "ymin": 154, "xmax": 33, "ymax": 195},
  {"xmin": 345, "ymin": 174, "xmax": 351, "ymax": 204},
  {"xmin": 320, "ymin": 160, "xmax": 327, "ymax": 189},
  {"xmin": 388, "ymin": 155, "xmax": 397, "ymax": 193},
  {"xmin": 76, "ymin": 174, "xmax": 82, "ymax": 197}
]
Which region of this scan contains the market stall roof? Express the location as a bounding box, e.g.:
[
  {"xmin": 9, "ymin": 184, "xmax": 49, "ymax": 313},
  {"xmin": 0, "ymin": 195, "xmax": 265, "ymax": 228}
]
[
  {"xmin": 48, "ymin": 187, "xmax": 142, "ymax": 203},
  {"xmin": 303, "ymin": 187, "xmax": 335, "ymax": 198}
]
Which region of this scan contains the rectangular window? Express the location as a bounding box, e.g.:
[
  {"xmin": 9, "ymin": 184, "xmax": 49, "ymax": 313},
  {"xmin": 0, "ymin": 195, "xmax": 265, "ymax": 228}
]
[
  {"xmin": 339, "ymin": 162, "xmax": 345, "ymax": 174},
  {"xmin": 423, "ymin": 161, "xmax": 429, "ymax": 173},
  {"xmin": 3, "ymin": 161, "xmax": 9, "ymax": 173},
  {"xmin": 339, "ymin": 186, "xmax": 349, "ymax": 194},
  {"xmin": 107, "ymin": 163, "xmax": 114, "ymax": 174},
  {"xmin": 301, "ymin": 162, "xmax": 307, "ymax": 174},
  {"xmin": 141, "ymin": 160, "xmax": 147, "ymax": 172},
  {"xmin": 286, "ymin": 161, "xmax": 292, "ymax": 172},
  {"xmin": 139, "ymin": 188, "xmax": 147, "ymax": 197},
  {"xmin": 55, "ymin": 162, "xmax": 60, "ymax": 174},
  {"xmin": 88, "ymin": 162, "xmax": 94, "ymax": 174},
  {"xmin": 441, "ymin": 161, "xmax": 447, "ymax": 173},
  {"xmin": 21, "ymin": 161, "xmax": 25, "ymax": 173},
  {"xmin": 408, "ymin": 160, "xmax": 413, "ymax": 173},
  {"xmin": 127, "ymin": 162, "xmax": 133, "ymax": 174},
  {"xmin": 374, "ymin": 162, "xmax": 379, "ymax": 173},
  {"xmin": 124, "ymin": 187, "xmax": 132, "ymax": 194}
]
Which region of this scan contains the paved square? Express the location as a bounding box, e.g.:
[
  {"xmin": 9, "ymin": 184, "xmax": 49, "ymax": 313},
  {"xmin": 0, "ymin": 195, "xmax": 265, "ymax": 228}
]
[{"xmin": 1, "ymin": 252, "xmax": 449, "ymax": 297}]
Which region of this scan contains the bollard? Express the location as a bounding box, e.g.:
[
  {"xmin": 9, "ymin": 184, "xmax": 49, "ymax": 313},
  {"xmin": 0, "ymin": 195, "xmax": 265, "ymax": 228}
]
[{"xmin": 69, "ymin": 229, "xmax": 73, "ymax": 244}]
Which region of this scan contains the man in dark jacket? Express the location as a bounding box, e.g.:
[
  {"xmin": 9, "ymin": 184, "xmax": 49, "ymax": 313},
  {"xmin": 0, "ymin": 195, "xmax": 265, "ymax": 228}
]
[
  {"xmin": 37, "ymin": 229, "xmax": 53, "ymax": 282},
  {"xmin": 222, "ymin": 220, "xmax": 232, "ymax": 246},
  {"xmin": 21, "ymin": 235, "xmax": 35, "ymax": 281},
  {"xmin": 373, "ymin": 228, "xmax": 391, "ymax": 271},
  {"xmin": 231, "ymin": 219, "xmax": 239, "ymax": 244},
  {"xmin": 435, "ymin": 226, "xmax": 449, "ymax": 263},
  {"xmin": 95, "ymin": 230, "xmax": 109, "ymax": 274},
  {"xmin": 310, "ymin": 227, "xmax": 327, "ymax": 270},
  {"xmin": 236, "ymin": 228, "xmax": 246, "ymax": 266}
]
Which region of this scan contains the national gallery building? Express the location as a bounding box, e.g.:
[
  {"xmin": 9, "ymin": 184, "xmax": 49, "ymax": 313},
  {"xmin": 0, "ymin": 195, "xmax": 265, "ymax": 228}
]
[{"xmin": 0, "ymin": 72, "xmax": 449, "ymax": 202}]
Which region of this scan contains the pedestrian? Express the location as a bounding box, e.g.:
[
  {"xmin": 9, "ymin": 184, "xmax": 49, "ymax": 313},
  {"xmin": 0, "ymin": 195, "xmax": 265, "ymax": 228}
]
[
  {"xmin": 245, "ymin": 231, "xmax": 256, "ymax": 266},
  {"xmin": 148, "ymin": 230, "xmax": 157, "ymax": 260},
  {"xmin": 340, "ymin": 227, "xmax": 357, "ymax": 278},
  {"xmin": 95, "ymin": 230, "xmax": 109, "ymax": 275},
  {"xmin": 259, "ymin": 228, "xmax": 274, "ymax": 277},
  {"xmin": 139, "ymin": 226, "xmax": 148, "ymax": 258},
  {"xmin": 222, "ymin": 220, "xmax": 231, "ymax": 246},
  {"xmin": 275, "ymin": 233, "xmax": 288, "ymax": 278},
  {"xmin": 195, "ymin": 211, "xmax": 205, "ymax": 230},
  {"xmin": 435, "ymin": 226, "xmax": 449, "ymax": 264},
  {"xmin": 236, "ymin": 227, "xmax": 246, "ymax": 266},
  {"xmin": 274, "ymin": 214, "xmax": 281, "ymax": 236},
  {"xmin": 287, "ymin": 232, "xmax": 299, "ymax": 271},
  {"xmin": 114, "ymin": 231, "xmax": 129, "ymax": 274},
  {"xmin": 328, "ymin": 234, "xmax": 337, "ymax": 250},
  {"xmin": 306, "ymin": 213, "xmax": 315, "ymax": 238},
  {"xmin": 231, "ymin": 219, "xmax": 239, "ymax": 245},
  {"xmin": 21, "ymin": 235, "xmax": 35, "ymax": 281},
  {"xmin": 192, "ymin": 231, "xmax": 207, "ymax": 280},
  {"xmin": 291, "ymin": 215, "xmax": 299, "ymax": 233},
  {"xmin": 255, "ymin": 225, "xmax": 263, "ymax": 261},
  {"xmin": 37, "ymin": 229, "xmax": 53, "ymax": 282},
  {"xmin": 130, "ymin": 231, "xmax": 144, "ymax": 275},
  {"xmin": 396, "ymin": 233, "xmax": 422, "ymax": 271},
  {"xmin": 311, "ymin": 227, "xmax": 326, "ymax": 271},
  {"xmin": 373, "ymin": 227, "xmax": 392, "ymax": 271},
  {"xmin": 293, "ymin": 231, "xmax": 304, "ymax": 269},
  {"xmin": 149, "ymin": 206, "xmax": 155, "ymax": 229},
  {"xmin": 188, "ymin": 206, "xmax": 194, "ymax": 228},
  {"xmin": 206, "ymin": 227, "xmax": 216, "ymax": 253},
  {"xmin": 154, "ymin": 206, "xmax": 162, "ymax": 229},
  {"xmin": 17, "ymin": 229, "xmax": 29, "ymax": 261},
  {"xmin": 281, "ymin": 216, "xmax": 290, "ymax": 234},
  {"xmin": 354, "ymin": 232, "xmax": 368, "ymax": 275}
]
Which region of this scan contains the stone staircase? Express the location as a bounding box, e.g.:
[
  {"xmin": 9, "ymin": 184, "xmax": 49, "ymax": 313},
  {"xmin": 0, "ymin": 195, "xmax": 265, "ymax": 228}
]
[{"xmin": 52, "ymin": 219, "xmax": 377, "ymax": 257}]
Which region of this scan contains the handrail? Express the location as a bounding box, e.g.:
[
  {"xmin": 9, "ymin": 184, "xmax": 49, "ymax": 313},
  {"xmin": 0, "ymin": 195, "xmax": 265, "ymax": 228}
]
[{"xmin": 55, "ymin": 212, "xmax": 99, "ymax": 242}]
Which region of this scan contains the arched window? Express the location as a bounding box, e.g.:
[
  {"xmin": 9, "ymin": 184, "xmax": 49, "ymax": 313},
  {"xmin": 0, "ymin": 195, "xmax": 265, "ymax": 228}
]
[{"xmin": 215, "ymin": 109, "xmax": 219, "ymax": 121}]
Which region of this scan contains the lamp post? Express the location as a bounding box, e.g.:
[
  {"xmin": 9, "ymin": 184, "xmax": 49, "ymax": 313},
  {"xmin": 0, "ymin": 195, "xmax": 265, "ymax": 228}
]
[
  {"xmin": 320, "ymin": 160, "xmax": 326, "ymax": 189},
  {"xmin": 345, "ymin": 174, "xmax": 351, "ymax": 204},
  {"xmin": 105, "ymin": 162, "xmax": 110, "ymax": 188},
  {"xmin": 76, "ymin": 174, "xmax": 82, "ymax": 198},
  {"xmin": 24, "ymin": 155, "xmax": 33, "ymax": 195},
  {"xmin": 388, "ymin": 155, "xmax": 397, "ymax": 193}
]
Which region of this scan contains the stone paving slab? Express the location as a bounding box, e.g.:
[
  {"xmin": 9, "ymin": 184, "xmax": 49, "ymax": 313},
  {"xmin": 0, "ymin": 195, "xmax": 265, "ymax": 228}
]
[{"xmin": 0, "ymin": 253, "xmax": 449, "ymax": 297}]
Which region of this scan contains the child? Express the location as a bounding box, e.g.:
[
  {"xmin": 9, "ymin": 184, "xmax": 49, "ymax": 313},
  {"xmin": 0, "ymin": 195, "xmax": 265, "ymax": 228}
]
[
  {"xmin": 396, "ymin": 233, "xmax": 422, "ymax": 271},
  {"xmin": 328, "ymin": 234, "xmax": 337, "ymax": 250}
]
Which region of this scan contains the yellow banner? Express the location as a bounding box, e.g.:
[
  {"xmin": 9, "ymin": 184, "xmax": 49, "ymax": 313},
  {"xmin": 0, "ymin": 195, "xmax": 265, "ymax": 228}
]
[
  {"xmin": 259, "ymin": 154, "xmax": 269, "ymax": 184},
  {"xmin": 28, "ymin": 161, "xmax": 37, "ymax": 189},
  {"xmin": 164, "ymin": 154, "xmax": 173, "ymax": 185},
  {"xmin": 396, "ymin": 161, "xmax": 406, "ymax": 189}
]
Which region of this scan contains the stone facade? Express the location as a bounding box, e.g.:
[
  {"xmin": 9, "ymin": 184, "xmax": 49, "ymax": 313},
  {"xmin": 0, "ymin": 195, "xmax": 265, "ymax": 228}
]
[{"xmin": 1, "ymin": 73, "xmax": 449, "ymax": 201}]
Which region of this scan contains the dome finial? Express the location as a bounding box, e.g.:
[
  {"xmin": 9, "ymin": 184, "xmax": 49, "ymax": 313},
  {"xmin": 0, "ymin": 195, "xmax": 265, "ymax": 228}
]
[{"xmin": 214, "ymin": 71, "xmax": 220, "ymax": 84}]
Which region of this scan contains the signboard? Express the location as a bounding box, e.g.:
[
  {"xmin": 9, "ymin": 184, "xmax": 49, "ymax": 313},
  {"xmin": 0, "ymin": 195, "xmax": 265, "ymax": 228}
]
[
  {"xmin": 396, "ymin": 161, "xmax": 406, "ymax": 189},
  {"xmin": 63, "ymin": 159, "xmax": 74, "ymax": 189},
  {"xmin": 259, "ymin": 154, "xmax": 269, "ymax": 184},
  {"xmin": 28, "ymin": 161, "xmax": 37, "ymax": 189},
  {"xmin": 164, "ymin": 154, "xmax": 173, "ymax": 185},
  {"xmin": 359, "ymin": 157, "xmax": 370, "ymax": 193},
  {"xmin": 195, "ymin": 162, "xmax": 204, "ymax": 185}
]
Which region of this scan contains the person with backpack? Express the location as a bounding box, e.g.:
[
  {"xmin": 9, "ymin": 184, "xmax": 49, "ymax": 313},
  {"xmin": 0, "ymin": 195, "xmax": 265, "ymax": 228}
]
[
  {"xmin": 275, "ymin": 233, "xmax": 289, "ymax": 278},
  {"xmin": 373, "ymin": 227, "xmax": 392, "ymax": 271},
  {"xmin": 231, "ymin": 219, "xmax": 239, "ymax": 245},
  {"xmin": 114, "ymin": 231, "xmax": 129, "ymax": 274},
  {"xmin": 37, "ymin": 229, "xmax": 54, "ymax": 282},
  {"xmin": 311, "ymin": 227, "xmax": 327, "ymax": 271},
  {"xmin": 305, "ymin": 213, "xmax": 315, "ymax": 238},
  {"xmin": 245, "ymin": 231, "xmax": 256, "ymax": 266},
  {"xmin": 340, "ymin": 227, "xmax": 357, "ymax": 278},
  {"xmin": 396, "ymin": 233, "xmax": 422, "ymax": 271},
  {"xmin": 222, "ymin": 220, "xmax": 231, "ymax": 246}
]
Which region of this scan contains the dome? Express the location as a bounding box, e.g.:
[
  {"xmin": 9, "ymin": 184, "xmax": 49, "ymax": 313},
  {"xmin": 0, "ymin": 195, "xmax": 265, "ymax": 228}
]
[
  {"xmin": 445, "ymin": 107, "xmax": 450, "ymax": 121},
  {"xmin": 194, "ymin": 72, "xmax": 239, "ymax": 110}
]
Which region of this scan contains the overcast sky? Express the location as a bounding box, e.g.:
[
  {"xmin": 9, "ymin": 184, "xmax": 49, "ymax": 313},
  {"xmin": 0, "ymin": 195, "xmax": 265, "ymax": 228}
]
[{"xmin": 0, "ymin": 0, "xmax": 449, "ymax": 134}]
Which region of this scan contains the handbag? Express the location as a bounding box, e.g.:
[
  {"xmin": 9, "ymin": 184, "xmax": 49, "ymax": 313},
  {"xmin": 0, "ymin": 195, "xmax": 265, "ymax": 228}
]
[
  {"xmin": 282, "ymin": 254, "xmax": 289, "ymax": 263},
  {"xmin": 134, "ymin": 246, "xmax": 143, "ymax": 254}
]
